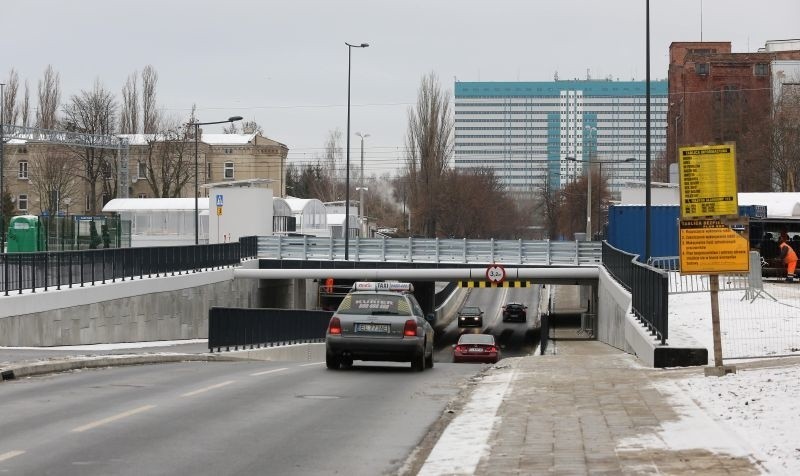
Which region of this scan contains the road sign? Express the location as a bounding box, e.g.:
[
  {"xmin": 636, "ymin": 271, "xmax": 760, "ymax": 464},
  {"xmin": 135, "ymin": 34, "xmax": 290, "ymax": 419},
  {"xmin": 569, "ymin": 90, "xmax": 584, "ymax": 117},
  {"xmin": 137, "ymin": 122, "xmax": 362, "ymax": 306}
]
[
  {"xmin": 678, "ymin": 144, "xmax": 738, "ymax": 218},
  {"xmin": 216, "ymin": 194, "xmax": 224, "ymax": 207},
  {"xmin": 679, "ymin": 218, "xmax": 750, "ymax": 274},
  {"xmin": 216, "ymin": 206, "xmax": 223, "ymax": 216},
  {"xmin": 485, "ymin": 264, "xmax": 506, "ymax": 284}
]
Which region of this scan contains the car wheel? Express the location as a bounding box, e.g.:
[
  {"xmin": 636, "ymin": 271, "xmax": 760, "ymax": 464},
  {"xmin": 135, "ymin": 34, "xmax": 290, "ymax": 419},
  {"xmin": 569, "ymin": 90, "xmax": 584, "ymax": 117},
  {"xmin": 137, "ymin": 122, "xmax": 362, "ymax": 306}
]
[
  {"xmin": 411, "ymin": 350, "xmax": 425, "ymax": 372},
  {"xmin": 326, "ymin": 352, "xmax": 341, "ymax": 370},
  {"xmin": 425, "ymin": 348, "xmax": 434, "ymax": 369}
]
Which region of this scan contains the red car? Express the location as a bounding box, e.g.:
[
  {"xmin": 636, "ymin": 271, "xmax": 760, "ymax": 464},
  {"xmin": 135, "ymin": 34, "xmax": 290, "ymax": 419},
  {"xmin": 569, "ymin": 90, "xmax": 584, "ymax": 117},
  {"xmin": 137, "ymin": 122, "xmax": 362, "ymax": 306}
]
[{"xmin": 453, "ymin": 333, "xmax": 500, "ymax": 364}]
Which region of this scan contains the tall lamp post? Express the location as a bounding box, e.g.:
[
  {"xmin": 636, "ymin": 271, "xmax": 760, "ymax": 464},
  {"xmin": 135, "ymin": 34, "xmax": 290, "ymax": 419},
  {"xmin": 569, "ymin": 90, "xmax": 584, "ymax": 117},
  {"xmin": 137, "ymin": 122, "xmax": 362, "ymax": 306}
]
[
  {"xmin": 569, "ymin": 157, "xmax": 635, "ymax": 239},
  {"xmin": 1, "ymin": 82, "xmax": 5, "ymax": 253},
  {"xmin": 188, "ymin": 116, "xmax": 243, "ymax": 245},
  {"xmin": 345, "ymin": 41, "xmax": 369, "ymax": 260},
  {"xmin": 355, "ymin": 131, "xmax": 369, "ymax": 237}
]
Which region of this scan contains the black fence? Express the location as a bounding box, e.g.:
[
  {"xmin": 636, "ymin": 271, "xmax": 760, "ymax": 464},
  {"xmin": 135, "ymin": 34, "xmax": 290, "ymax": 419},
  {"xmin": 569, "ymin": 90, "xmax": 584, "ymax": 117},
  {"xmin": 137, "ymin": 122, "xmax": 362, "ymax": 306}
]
[
  {"xmin": 602, "ymin": 241, "xmax": 669, "ymax": 345},
  {"xmin": 208, "ymin": 307, "xmax": 333, "ymax": 352},
  {"xmin": 0, "ymin": 236, "xmax": 258, "ymax": 296}
]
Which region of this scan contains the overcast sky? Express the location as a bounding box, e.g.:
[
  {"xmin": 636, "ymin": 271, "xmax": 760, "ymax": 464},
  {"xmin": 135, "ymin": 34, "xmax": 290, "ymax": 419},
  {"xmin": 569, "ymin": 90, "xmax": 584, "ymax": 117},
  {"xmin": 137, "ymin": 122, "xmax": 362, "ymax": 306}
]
[{"xmin": 4, "ymin": 0, "xmax": 798, "ymax": 178}]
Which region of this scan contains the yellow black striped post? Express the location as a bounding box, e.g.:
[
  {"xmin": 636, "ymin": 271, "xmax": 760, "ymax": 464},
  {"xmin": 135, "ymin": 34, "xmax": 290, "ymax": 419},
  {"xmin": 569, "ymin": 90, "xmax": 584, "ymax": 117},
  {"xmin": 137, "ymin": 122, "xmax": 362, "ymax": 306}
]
[{"xmin": 457, "ymin": 281, "xmax": 530, "ymax": 288}]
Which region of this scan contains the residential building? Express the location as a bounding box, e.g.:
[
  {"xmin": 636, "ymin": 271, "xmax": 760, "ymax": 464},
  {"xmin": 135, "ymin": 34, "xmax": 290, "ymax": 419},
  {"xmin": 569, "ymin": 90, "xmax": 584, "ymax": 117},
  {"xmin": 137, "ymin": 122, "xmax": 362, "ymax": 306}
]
[
  {"xmin": 667, "ymin": 39, "xmax": 800, "ymax": 192},
  {"xmin": 454, "ymin": 80, "xmax": 668, "ymax": 198}
]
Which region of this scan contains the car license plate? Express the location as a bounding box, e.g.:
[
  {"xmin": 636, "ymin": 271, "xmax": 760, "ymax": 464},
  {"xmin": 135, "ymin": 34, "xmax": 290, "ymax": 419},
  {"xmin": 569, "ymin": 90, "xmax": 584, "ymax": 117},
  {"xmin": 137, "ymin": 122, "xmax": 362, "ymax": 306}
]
[
  {"xmin": 355, "ymin": 323, "xmax": 391, "ymax": 333},
  {"xmin": 468, "ymin": 347, "xmax": 484, "ymax": 353}
]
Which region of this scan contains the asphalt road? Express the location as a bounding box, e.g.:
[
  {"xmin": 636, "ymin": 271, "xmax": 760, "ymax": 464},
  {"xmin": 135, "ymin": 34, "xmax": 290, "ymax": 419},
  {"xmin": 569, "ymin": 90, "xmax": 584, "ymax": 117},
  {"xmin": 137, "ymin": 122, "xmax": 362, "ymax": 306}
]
[{"xmin": 0, "ymin": 359, "xmax": 479, "ymax": 476}]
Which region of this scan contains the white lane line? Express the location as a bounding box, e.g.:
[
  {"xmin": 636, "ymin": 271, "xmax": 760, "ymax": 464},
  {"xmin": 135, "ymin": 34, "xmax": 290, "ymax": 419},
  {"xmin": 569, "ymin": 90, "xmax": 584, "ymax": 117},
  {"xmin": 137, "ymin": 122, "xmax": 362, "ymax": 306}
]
[
  {"xmin": 250, "ymin": 367, "xmax": 289, "ymax": 376},
  {"xmin": 299, "ymin": 362, "xmax": 324, "ymax": 367},
  {"xmin": 491, "ymin": 287, "xmax": 510, "ymax": 327},
  {"xmin": 0, "ymin": 450, "xmax": 25, "ymax": 463},
  {"xmin": 71, "ymin": 405, "xmax": 156, "ymax": 433},
  {"xmin": 181, "ymin": 380, "xmax": 235, "ymax": 397}
]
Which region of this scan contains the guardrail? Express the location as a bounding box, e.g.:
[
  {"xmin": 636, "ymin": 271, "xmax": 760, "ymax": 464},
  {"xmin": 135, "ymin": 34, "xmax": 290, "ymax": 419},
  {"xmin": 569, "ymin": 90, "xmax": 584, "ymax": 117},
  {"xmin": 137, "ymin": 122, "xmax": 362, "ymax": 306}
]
[
  {"xmin": 208, "ymin": 307, "xmax": 332, "ymax": 352},
  {"xmin": 602, "ymin": 241, "xmax": 669, "ymax": 345},
  {"xmin": 257, "ymin": 236, "xmax": 601, "ymax": 265},
  {"xmin": 0, "ymin": 236, "xmax": 258, "ymax": 296}
]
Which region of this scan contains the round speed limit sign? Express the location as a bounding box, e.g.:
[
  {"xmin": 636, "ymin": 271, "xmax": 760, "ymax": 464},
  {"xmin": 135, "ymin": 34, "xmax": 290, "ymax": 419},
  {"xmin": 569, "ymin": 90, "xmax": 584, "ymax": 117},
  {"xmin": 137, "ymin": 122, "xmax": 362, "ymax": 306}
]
[{"xmin": 486, "ymin": 264, "xmax": 506, "ymax": 284}]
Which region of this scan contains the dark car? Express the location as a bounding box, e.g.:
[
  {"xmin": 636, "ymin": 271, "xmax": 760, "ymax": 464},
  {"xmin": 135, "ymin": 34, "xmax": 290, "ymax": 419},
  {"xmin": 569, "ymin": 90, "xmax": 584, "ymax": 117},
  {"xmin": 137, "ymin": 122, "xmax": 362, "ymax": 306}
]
[
  {"xmin": 457, "ymin": 306, "xmax": 484, "ymax": 328},
  {"xmin": 453, "ymin": 333, "xmax": 499, "ymax": 364},
  {"xmin": 502, "ymin": 302, "xmax": 527, "ymax": 322},
  {"xmin": 325, "ymin": 281, "xmax": 435, "ymax": 371}
]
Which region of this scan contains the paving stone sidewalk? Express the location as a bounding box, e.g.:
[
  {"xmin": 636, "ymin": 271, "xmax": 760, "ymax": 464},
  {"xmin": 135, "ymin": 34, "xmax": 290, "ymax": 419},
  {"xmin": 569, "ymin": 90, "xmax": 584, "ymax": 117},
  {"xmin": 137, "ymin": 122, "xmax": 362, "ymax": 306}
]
[{"xmin": 474, "ymin": 340, "xmax": 761, "ymax": 475}]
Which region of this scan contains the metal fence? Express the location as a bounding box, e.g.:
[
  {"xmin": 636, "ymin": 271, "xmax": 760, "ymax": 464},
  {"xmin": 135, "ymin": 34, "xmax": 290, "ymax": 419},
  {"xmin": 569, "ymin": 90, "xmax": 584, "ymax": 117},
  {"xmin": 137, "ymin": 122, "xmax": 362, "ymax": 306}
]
[
  {"xmin": 602, "ymin": 241, "xmax": 669, "ymax": 344},
  {"xmin": 257, "ymin": 235, "xmax": 602, "ymax": 265},
  {"xmin": 208, "ymin": 307, "xmax": 333, "ymax": 352},
  {"xmin": 0, "ymin": 236, "xmax": 258, "ymax": 296},
  {"xmin": 648, "ymin": 255, "xmax": 751, "ymax": 294}
]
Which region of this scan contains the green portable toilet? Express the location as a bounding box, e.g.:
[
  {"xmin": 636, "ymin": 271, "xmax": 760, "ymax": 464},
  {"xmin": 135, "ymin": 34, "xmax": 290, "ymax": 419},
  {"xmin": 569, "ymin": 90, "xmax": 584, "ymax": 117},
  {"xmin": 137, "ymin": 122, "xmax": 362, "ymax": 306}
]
[{"xmin": 7, "ymin": 215, "xmax": 41, "ymax": 252}]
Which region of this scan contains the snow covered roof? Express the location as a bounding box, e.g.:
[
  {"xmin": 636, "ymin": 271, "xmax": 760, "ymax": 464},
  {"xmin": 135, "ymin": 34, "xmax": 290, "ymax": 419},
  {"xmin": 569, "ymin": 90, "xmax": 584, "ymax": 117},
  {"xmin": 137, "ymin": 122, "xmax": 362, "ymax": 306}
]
[
  {"xmin": 283, "ymin": 197, "xmax": 325, "ymax": 214},
  {"xmin": 200, "ymin": 133, "xmax": 257, "ymax": 145},
  {"xmin": 103, "ymin": 198, "xmax": 209, "ymax": 212},
  {"xmin": 738, "ymin": 192, "xmax": 800, "ymax": 217}
]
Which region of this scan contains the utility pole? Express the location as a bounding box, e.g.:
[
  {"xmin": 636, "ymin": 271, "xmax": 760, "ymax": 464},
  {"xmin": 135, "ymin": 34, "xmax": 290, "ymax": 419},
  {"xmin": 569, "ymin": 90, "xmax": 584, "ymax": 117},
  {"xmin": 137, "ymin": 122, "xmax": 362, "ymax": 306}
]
[{"xmin": 355, "ymin": 132, "xmax": 369, "ymax": 237}]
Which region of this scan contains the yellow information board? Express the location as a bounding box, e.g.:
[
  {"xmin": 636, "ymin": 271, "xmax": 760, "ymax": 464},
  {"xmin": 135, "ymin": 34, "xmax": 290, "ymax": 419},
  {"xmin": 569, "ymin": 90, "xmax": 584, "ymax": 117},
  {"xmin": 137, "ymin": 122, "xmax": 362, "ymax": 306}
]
[
  {"xmin": 217, "ymin": 206, "xmax": 223, "ymax": 216},
  {"xmin": 678, "ymin": 144, "xmax": 738, "ymax": 218},
  {"xmin": 679, "ymin": 218, "xmax": 749, "ymax": 274}
]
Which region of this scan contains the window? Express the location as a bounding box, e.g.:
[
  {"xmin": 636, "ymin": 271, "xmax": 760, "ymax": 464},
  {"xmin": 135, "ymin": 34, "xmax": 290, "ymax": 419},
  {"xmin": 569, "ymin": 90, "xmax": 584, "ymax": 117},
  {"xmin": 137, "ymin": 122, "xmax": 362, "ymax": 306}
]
[
  {"xmin": 138, "ymin": 193, "xmax": 147, "ymax": 198},
  {"xmin": 18, "ymin": 194, "xmax": 28, "ymax": 212},
  {"xmin": 695, "ymin": 63, "xmax": 709, "ymax": 75},
  {"xmin": 18, "ymin": 160, "xmax": 28, "ymax": 179},
  {"xmin": 224, "ymin": 162, "xmax": 234, "ymax": 179},
  {"xmin": 754, "ymin": 63, "xmax": 768, "ymax": 76},
  {"xmin": 138, "ymin": 161, "xmax": 147, "ymax": 179},
  {"xmin": 207, "ymin": 163, "xmax": 212, "ymax": 180}
]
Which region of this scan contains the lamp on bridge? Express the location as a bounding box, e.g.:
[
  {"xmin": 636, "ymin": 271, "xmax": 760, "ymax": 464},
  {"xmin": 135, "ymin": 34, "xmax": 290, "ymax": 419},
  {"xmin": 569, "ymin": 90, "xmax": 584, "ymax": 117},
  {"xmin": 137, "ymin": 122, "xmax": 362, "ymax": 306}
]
[
  {"xmin": 345, "ymin": 41, "xmax": 369, "ymax": 260},
  {"xmin": 567, "ymin": 156, "xmax": 636, "ymax": 239},
  {"xmin": 187, "ymin": 116, "xmax": 243, "ymax": 245}
]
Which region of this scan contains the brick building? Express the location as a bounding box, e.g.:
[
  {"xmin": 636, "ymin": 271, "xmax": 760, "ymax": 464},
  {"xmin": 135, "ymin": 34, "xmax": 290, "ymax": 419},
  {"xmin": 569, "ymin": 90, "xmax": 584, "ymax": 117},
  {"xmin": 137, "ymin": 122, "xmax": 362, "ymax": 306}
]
[
  {"xmin": 667, "ymin": 39, "xmax": 800, "ymax": 192},
  {"xmin": 2, "ymin": 131, "xmax": 288, "ymax": 216}
]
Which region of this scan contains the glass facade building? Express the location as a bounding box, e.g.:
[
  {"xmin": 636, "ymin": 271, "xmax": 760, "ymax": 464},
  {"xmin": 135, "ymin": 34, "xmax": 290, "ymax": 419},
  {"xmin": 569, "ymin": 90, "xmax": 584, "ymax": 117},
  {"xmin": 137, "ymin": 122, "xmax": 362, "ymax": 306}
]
[{"xmin": 454, "ymin": 80, "xmax": 668, "ymax": 197}]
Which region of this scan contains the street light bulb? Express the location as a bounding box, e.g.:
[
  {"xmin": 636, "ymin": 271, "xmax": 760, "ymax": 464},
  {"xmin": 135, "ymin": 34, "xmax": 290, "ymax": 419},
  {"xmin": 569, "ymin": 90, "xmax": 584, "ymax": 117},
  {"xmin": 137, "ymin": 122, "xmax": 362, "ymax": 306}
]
[
  {"xmin": 228, "ymin": 116, "xmax": 243, "ymax": 122},
  {"xmin": 361, "ymin": 43, "xmax": 369, "ymax": 48}
]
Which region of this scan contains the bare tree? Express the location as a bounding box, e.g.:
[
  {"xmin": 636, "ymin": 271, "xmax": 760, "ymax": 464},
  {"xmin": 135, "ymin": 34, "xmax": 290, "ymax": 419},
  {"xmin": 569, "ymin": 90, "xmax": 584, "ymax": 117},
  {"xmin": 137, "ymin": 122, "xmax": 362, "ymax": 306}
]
[
  {"xmin": 142, "ymin": 65, "xmax": 159, "ymax": 134},
  {"xmin": 62, "ymin": 78, "xmax": 118, "ymax": 214},
  {"xmin": 27, "ymin": 147, "xmax": 81, "ymax": 216},
  {"xmin": 21, "ymin": 80, "xmax": 31, "ymax": 127},
  {"xmin": 120, "ymin": 72, "xmax": 139, "ymax": 134},
  {"xmin": 535, "ymin": 175, "xmax": 563, "ymax": 240},
  {"xmin": 770, "ymin": 84, "xmax": 800, "ymax": 192},
  {"xmin": 2, "ymin": 68, "xmax": 19, "ymax": 125},
  {"xmin": 140, "ymin": 117, "xmax": 195, "ymax": 197},
  {"xmin": 405, "ymin": 72, "xmax": 453, "ymax": 237},
  {"xmin": 224, "ymin": 119, "xmax": 263, "ymax": 135},
  {"xmin": 36, "ymin": 65, "xmax": 61, "ymax": 129}
]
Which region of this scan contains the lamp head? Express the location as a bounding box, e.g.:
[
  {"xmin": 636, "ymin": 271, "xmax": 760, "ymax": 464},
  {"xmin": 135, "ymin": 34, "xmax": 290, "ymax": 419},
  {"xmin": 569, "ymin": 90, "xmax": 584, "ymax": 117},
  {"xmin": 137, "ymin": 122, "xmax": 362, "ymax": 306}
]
[
  {"xmin": 228, "ymin": 116, "xmax": 243, "ymax": 122},
  {"xmin": 360, "ymin": 43, "xmax": 369, "ymax": 48}
]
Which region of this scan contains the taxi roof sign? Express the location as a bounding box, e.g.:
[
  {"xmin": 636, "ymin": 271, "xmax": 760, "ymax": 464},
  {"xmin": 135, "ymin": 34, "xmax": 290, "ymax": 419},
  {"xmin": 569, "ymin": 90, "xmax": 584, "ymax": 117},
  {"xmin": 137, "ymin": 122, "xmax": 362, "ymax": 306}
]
[{"xmin": 352, "ymin": 282, "xmax": 414, "ymax": 293}]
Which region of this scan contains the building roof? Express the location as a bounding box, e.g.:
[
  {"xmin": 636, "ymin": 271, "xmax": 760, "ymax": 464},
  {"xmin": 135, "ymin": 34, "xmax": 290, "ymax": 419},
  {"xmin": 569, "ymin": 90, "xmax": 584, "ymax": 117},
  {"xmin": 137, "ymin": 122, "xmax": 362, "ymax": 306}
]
[
  {"xmin": 739, "ymin": 193, "xmax": 800, "ymax": 217},
  {"xmin": 103, "ymin": 198, "xmax": 209, "ymax": 212},
  {"xmin": 201, "ymin": 133, "xmax": 257, "ymax": 145}
]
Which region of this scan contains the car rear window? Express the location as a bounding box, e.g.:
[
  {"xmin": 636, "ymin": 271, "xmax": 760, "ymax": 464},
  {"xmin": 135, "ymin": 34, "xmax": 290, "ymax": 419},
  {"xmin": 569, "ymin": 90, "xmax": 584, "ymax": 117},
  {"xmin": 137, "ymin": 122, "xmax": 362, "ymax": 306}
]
[
  {"xmin": 458, "ymin": 334, "xmax": 495, "ymax": 345},
  {"xmin": 337, "ymin": 294, "xmax": 412, "ymax": 316}
]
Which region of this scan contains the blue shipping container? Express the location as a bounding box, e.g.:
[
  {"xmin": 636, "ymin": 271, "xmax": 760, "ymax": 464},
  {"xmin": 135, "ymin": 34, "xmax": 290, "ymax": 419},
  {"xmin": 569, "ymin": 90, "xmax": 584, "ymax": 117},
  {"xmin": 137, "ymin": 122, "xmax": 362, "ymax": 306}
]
[{"xmin": 606, "ymin": 205, "xmax": 764, "ymax": 260}]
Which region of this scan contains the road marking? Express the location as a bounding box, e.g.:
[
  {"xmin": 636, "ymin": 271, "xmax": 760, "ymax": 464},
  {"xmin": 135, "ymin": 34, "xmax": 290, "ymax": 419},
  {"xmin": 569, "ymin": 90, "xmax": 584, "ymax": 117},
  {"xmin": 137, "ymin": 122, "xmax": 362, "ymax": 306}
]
[
  {"xmin": 71, "ymin": 405, "xmax": 156, "ymax": 433},
  {"xmin": 492, "ymin": 287, "xmax": 510, "ymax": 327},
  {"xmin": 250, "ymin": 367, "xmax": 289, "ymax": 376},
  {"xmin": 0, "ymin": 450, "xmax": 25, "ymax": 463},
  {"xmin": 299, "ymin": 362, "xmax": 324, "ymax": 367},
  {"xmin": 181, "ymin": 380, "xmax": 235, "ymax": 397}
]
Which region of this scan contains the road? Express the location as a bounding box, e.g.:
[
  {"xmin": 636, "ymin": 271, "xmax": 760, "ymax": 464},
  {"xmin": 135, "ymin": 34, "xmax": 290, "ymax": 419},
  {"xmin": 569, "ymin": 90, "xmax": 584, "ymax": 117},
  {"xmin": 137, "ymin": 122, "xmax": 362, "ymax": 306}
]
[
  {"xmin": 434, "ymin": 286, "xmax": 541, "ymax": 361},
  {"xmin": 0, "ymin": 359, "xmax": 479, "ymax": 475}
]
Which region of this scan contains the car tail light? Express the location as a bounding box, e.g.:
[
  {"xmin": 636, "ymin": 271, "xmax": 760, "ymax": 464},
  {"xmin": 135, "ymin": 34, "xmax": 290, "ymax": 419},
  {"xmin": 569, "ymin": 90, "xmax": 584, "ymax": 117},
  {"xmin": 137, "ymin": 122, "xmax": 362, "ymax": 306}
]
[
  {"xmin": 403, "ymin": 320, "xmax": 417, "ymax": 337},
  {"xmin": 328, "ymin": 316, "xmax": 342, "ymax": 335},
  {"xmin": 454, "ymin": 345, "xmax": 467, "ymax": 353},
  {"xmin": 488, "ymin": 346, "xmax": 498, "ymax": 353}
]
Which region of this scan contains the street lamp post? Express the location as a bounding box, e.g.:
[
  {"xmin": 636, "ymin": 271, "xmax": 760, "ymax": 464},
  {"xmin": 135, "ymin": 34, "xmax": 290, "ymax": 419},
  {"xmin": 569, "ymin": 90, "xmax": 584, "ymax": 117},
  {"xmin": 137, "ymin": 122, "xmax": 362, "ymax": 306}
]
[
  {"xmin": 188, "ymin": 116, "xmax": 243, "ymax": 245},
  {"xmin": 355, "ymin": 131, "xmax": 369, "ymax": 237},
  {"xmin": 1, "ymin": 82, "xmax": 5, "ymax": 253},
  {"xmin": 345, "ymin": 41, "xmax": 369, "ymax": 260}
]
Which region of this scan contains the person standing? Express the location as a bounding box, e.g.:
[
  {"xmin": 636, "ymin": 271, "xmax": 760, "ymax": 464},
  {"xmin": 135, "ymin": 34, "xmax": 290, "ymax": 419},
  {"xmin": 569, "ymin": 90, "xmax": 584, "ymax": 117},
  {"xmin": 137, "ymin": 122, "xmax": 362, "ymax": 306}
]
[{"xmin": 779, "ymin": 236, "xmax": 798, "ymax": 282}]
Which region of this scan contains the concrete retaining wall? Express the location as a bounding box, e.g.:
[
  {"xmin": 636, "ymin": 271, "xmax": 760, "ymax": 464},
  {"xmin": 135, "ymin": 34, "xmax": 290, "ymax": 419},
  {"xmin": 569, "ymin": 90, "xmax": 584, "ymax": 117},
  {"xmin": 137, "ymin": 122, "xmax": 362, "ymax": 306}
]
[{"xmin": 0, "ymin": 262, "xmax": 260, "ymax": 347}]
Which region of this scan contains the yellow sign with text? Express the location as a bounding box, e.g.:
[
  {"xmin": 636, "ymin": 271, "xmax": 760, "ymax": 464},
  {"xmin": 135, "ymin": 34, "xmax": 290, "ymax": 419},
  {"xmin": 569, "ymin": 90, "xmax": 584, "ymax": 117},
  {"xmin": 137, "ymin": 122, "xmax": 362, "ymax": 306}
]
[
  {"xmin": 678, "ymin": 144, "xmax": 738, "ymax": 218},
  {"xmin": 679, "ymin": 218, "xmax": 750, "ymax": 274},
  {"xmin": 217, "ymin": 206, "xmax": 223, "ymax": 216}
]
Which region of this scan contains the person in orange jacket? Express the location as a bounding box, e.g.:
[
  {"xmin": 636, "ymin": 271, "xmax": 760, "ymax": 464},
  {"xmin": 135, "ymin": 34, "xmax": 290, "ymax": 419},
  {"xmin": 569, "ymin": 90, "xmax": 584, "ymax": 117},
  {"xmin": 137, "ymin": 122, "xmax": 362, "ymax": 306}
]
[{"xmin": 778, "ymin": 236, "xmax": 797, "ymax": 282}]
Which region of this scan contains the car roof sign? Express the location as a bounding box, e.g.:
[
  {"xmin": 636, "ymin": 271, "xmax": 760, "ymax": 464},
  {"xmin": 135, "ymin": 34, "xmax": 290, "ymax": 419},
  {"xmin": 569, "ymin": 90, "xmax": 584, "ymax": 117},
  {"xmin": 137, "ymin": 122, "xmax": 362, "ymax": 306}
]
[{"xmin": 352, "ymin": 281, "xmax": 414, "ymax": 293}]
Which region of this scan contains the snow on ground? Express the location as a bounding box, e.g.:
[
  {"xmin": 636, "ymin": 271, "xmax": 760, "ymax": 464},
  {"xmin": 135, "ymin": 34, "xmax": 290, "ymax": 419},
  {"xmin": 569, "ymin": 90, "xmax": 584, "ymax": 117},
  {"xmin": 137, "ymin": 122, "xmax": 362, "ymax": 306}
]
[
  {"xmin": 651, "ymin": 287, "xmax": 800, "ymax": 474},
  {"xmin": 1, "ymin": 339, "xmax": 207, "ymax": 351}
]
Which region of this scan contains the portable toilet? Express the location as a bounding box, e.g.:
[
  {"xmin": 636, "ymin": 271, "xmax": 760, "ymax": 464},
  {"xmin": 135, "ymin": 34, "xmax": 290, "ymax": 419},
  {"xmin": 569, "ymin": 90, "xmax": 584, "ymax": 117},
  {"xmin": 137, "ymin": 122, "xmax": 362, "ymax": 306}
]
[{"xmin": 7, "ymin": 215, "xmax": 41, "ymax": 252}]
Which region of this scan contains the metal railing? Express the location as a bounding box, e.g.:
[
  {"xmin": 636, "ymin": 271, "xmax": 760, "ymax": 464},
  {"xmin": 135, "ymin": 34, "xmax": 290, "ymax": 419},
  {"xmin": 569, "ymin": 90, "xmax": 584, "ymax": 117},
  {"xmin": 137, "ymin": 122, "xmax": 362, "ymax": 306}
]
[
  {"xmin": 0, "ymin": 236, "xmax": 258, "ymax": 296},
  {"xmin": 208, "ymin": 307, "xmax": 332, "ymax": 352},
  {"xmin": 648, "ymin": 255, "xmax": 753, "ymax": 294},
  {"xmin": 257, "ymin": 236, "xmax": 602, "ymax": 265},
  {"xmin": 602, "ymin": 241, "xmax": 669, "ymax": 344}
]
